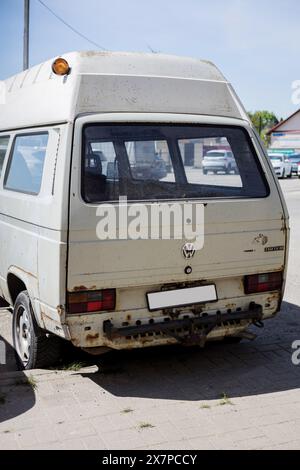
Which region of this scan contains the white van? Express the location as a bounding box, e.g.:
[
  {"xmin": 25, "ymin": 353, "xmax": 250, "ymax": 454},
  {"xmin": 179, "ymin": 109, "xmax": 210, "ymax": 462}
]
[{"xmin": 0, "ymin": 52, "xmax": 289, "ymax": 370}]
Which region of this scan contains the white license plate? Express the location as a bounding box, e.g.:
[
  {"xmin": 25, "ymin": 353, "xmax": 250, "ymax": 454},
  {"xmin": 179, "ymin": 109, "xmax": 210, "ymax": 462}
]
[{"xmin": 147, "ymin": 285, "xmax": 217, "ymax": 311}]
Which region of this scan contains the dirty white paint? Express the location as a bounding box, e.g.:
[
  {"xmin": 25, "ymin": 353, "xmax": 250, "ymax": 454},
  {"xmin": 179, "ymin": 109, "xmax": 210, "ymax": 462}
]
[
  {"xmin": 0, "ymin": 51, "xmax": 248, "ymax": 132},
  {"xmin": 0, "ymin": 51, "xmax": 289, "ymax": 353}
]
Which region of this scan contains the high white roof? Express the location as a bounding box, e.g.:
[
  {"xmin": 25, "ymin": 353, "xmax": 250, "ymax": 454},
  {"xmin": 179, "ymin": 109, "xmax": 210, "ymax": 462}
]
[{"xmin": 0, "ymin": 51, "xmax": 248, "ymax": 131}]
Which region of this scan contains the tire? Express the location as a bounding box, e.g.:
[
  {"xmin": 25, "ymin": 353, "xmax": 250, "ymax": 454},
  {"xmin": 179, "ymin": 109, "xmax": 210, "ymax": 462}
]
[
  {"xmin": 12, "ymin": 291, "xmax": 62, "ymax": 370},
  {"xmin": 225, "ymin": 166, "xmax": 231, "ymax": 174}
]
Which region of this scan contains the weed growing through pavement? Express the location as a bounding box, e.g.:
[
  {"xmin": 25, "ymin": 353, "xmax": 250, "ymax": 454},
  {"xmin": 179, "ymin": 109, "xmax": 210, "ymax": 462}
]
[
  {"xmin": 219, "ymin": 392, "xmax": 233, "ymax": 406},
  {"xmin": 138, "ymin": 422, "xmax": 155, "ymax": 430},
  {"xmin": 121, "ymin": 408, "xmax": 134, "ymax": 414}
]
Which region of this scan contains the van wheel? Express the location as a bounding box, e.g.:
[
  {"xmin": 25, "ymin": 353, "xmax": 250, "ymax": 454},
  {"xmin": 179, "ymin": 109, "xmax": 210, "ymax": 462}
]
[{"xmin": 12, "ymin": 291, "xmax": 62, "ymax": 370}]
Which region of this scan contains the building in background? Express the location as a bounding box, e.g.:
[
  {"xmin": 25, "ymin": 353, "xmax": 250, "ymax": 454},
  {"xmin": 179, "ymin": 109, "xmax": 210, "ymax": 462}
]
[{"xmin": 267, "ymin": 108, "xmax": 300, "ymax": 154}]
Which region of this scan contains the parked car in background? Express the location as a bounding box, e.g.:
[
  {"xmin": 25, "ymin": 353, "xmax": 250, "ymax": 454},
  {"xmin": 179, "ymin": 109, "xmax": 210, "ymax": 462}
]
[
  {"xmin": 202, "ymin": 150, "xmax": 238, "ymax": 174},
  {"xmin": 287, "ymin": 154, "xmax": 300, "ymax": 175},
  {"xmin": 269, "ymin": 154, "xmax": 292, "ymax": 178}
]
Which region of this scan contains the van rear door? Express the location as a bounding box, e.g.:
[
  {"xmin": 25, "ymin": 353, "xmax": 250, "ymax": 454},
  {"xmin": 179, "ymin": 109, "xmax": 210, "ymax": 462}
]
[{"xmin": 67, "ymin": 116, "xmax": 287, "ymax": 309}]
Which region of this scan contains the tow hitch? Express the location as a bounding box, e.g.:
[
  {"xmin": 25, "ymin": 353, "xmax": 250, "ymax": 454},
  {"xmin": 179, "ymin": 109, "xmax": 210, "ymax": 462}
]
[{"xmin": 103, "ymin": 302, "xmax": 263, "ymax": 347}]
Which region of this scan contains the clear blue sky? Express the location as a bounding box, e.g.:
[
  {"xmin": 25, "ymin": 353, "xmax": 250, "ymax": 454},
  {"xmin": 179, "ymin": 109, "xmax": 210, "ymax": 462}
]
[{"xmin": 0, "ymin": 0, "xmax": 299, "ymax": 119}]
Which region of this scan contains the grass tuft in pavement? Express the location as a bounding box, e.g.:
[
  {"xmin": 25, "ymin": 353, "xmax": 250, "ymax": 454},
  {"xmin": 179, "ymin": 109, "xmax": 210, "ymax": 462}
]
[
  {"xmin": 138, "ymin": 422, "xmax": 155, "ymax": 430},
  {"xmin": 200, "ymin": 404, "xmax": 211, "ymax": 409},
  {"xmin": 219, "ymin": 392, "xmax": 234, "ymax": 406},
  {"xmin": 121, "ymin": 407, "xmax": 134, "ymax": 414},
  {"xmin": 27, "ymin": 374, "xmax": 38, "ymax": 391}
]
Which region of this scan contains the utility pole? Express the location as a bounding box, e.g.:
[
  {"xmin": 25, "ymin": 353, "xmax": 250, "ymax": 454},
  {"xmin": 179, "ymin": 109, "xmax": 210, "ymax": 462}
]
[{"xmin": 23, "ymin": 0, "xmax": 30, "ymax": 70}]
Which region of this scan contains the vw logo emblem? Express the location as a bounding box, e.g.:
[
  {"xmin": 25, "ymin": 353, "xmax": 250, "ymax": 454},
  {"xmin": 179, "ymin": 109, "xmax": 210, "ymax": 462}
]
[{"xmin": 182, "ymin": 242, "xmax": 195, "ymax": 259}]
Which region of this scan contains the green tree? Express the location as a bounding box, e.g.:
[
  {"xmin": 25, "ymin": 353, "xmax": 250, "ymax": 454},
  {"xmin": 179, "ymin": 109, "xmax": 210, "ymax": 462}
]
[{"xmin": 248, "ymin": 110, "xmax": 279, "ymax": 146}]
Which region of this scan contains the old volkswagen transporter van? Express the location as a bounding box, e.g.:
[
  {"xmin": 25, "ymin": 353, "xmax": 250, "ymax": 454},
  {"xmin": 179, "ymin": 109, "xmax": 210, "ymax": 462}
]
[{"xmin": 0, "ymin": 52, "xmax": 289, "ymax": 369}]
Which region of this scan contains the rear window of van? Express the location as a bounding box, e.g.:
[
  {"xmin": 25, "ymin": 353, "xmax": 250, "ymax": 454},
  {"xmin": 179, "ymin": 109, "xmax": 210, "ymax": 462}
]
[{"xmin": 82, "ymin": 124, "xmax": 269, "ymax": 202}]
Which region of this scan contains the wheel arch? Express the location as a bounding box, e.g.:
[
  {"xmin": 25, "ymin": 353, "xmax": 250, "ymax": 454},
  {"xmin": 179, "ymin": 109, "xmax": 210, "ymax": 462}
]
[{"xmin": 6, "ymin": 267, "xmax": 42, "ymax": 326}]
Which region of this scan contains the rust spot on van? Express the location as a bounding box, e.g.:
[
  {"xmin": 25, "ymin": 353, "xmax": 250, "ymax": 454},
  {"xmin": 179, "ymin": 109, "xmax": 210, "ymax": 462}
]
[
  {"xmin": 72, "ymin": 285, "xmax": 97, "ymax": 292},
  {"xmin": 73, "ymin": 285, "xmax": 88, "ymax": 292},
  {"xmin": 86, "ymin": 333, "xmax": 99, "ymax": 342},
  {"xmin": 253, "ymin": 234, "xmax": 268, "ymax": 246},
  {"xmin": 238, "ymin": 279, "xmax": 245, "ymax": 293},
  {"xmin": 225, "ymin": 303, "xmax": 236, "ymax": 310},
  {"xmin": 266, "ymin": 292, "xmax": 280, "ymax": 303},
  {"xmin": 126, "ymin": 314, "xmax": 131, "ymax": 322},
  {"xmin": 57, "ymin": 305, "xmax": 65, "ymax": 316},
  {"xmin": 41, "ymin": 311, "xmax": 65, "ymax": 331}
]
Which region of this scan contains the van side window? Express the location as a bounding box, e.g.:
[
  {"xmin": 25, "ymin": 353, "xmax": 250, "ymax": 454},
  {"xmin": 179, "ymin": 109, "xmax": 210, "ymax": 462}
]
[
  {"xmin": 4, "ymin": 133, "xmax": 48, "ymax": 195},
  {"xmin": 0, "ymin": 136, "xmax": 9, "ymax": 176}
]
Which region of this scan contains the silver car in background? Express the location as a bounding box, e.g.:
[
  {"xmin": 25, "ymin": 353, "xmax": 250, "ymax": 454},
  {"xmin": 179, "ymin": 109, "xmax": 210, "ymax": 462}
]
[
  {"xmin": 269, "ymin": 154, "xmax": 292, "ymax": 178},
  {"xmin": 202, "ymin": 150, "xmax": 238, "ymax": 174},
  {"xmin": 287, "ymin": 154, "xmax": 300, "ymax": 175}
]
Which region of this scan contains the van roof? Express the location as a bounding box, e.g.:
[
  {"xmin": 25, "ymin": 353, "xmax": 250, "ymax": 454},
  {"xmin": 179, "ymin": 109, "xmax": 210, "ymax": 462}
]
[{"xmin": 0, "ymin": 51, "xmax": 249, "ymax": 131}]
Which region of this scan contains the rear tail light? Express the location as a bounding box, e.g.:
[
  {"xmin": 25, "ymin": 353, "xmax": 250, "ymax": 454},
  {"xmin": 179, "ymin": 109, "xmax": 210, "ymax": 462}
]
[
  {"xmin": 68, "ymin": 289, "xmax": 116, "ymax": 314},
  {"xmin": 244, "ymin": 271, "xmax": 283, "ymax": 295}
]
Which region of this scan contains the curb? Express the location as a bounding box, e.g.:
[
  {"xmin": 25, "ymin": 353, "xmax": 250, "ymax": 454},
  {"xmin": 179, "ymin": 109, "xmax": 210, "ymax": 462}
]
[{"xmin": 0, "ymin": 365, "xmax": 99, "ymax": 387}]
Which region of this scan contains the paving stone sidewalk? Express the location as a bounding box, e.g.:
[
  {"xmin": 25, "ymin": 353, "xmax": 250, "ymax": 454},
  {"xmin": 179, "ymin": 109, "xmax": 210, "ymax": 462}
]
[
  {"xmin": 1, "ymin": 300, "xmax": 300, "ymax": 450},
  {"xmin": 0, "ymin": 179, "xmax": 299, "ymax": 450}
]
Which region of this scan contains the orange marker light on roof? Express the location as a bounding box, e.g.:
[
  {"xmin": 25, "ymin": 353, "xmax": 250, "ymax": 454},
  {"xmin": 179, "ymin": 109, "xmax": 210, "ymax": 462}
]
[{"xmin": 51, "ymin": 57, "xmax": 70, "ymax": 76}]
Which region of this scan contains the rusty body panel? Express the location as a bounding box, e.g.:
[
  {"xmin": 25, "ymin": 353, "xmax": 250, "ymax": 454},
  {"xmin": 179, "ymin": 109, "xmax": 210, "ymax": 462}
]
[{"xmin": 66, "ymin": 282, "xmax": 281, "ymax": 349}]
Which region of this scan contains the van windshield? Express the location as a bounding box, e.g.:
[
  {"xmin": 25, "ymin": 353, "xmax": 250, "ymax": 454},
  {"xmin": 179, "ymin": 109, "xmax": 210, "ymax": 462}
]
[{"xmin": 82, "ymin": 124, "xmax": 268, "ymax": 202}]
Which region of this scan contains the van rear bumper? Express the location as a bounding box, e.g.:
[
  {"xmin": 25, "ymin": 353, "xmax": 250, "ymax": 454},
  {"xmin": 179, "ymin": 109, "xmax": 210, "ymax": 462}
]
[{"xmin": 103, "ymin": 302, "xmax": 263, "ymax": 345}]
